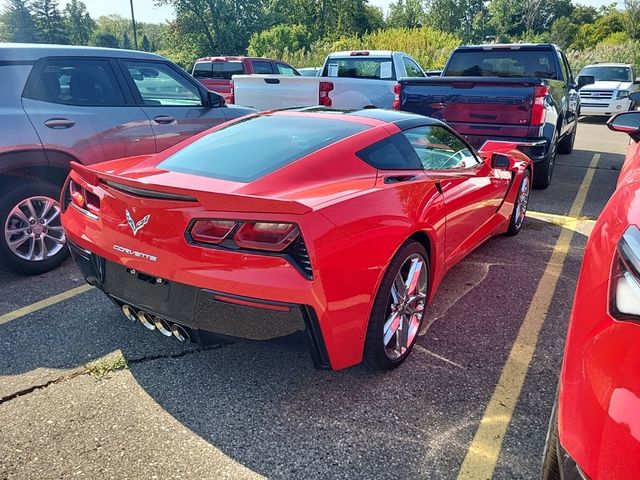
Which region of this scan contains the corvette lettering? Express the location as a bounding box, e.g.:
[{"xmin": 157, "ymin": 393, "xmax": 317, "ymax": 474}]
[{"xmin": 113, "ymin": 244, "xmax": 157, "ymax": 262}]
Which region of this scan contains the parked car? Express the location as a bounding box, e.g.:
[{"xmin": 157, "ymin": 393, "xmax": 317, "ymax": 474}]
[
  {"xmin": 298, "ymin": 67, "xmax": 321, "ymax": 77},
  {"xmin": 540, "ymin": 92, "xmax": 640, "ymax": 479},
  {"xmin": 0, "ymin": 43, "xmax": 254, "ymax": 275},
  {"xmin": 232, "ymin": 50, "xmax": 426, "ymax": 110},
  {"xmin": 394, "ymin": 43, "xmax": 580, "ymax": 189},
  {"xmin": 191, "ymin": 56, "xmax": 300, "ymax": 102},
  {"xmin": 577, "ymin": 63, "xmax": 639, "ymax": 117},
  {"xmin": 61, "ymin": 108, "xmax": 532, "ymax": 371}
]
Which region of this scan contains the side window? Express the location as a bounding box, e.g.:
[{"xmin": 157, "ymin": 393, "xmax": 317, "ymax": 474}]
[
  {"xmin": 403, "ymin": 57, "xmax": 425, "ymax": 78},
  {"xmin": 252, "ymin": 61, "xmax": 274, "ymax": 74},
  {"xmin": 403, "ymin": 126, "xmax": 481, "ymax": 170},
  {"xmin": 561, "ymin": 53, "xmax": 574, "ymax": 84},
  {"xmin": 556, "ymin": 52, "xmax": 568, "ymax": 82},
  {"xmin": 193, "ymin": 62, "xmax": 212, "ymax": 79},
  {"xmin": 356, "ymin": 134, "xmax": 422, "ymax": 170},
  {"xmin": 23, "ymin": 58, "xmax": 126, "ymax": 106},
  {"xmin": 276, "ymin": 63, "xmax": 297, "ymax": 76},
  {"xmin": 123, "ymin": 61, "xmax": 202, "ymax": 106}
]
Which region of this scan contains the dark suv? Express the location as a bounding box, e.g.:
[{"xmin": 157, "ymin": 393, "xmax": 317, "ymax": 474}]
[{"xmin": 0, "ymin": 44, "xmax": 254, "ymax": 275}]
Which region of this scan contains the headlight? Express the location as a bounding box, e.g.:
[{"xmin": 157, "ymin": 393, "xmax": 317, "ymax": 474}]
[
  {"xmin": 611, "ymin": 225, "xmax": 640, "ymax": 319},
  {"xmin": 615, "ymin": 90, "xmax": 630, "ymax": 100}
]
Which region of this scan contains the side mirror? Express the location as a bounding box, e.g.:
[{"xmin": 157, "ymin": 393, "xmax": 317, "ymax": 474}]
[
  {"xmin": 577, "ymin": 75, "xmax": 595, "ymax": 90},
  {"xmin": 491, "ymin": 152, "xmax": 513, "ymax": 170},
  {"xmin": 635, "ymin": 77, "xmax": 640, "ymax": 85},
  {"xmin": 630, "ymin": 91, "xmax": 640, "ymax": 102},
  {"xmin": 607, "ymin": 111, "xmax": 640, "ymax": 137},
  {"xmin": 207, "ymin": 91, "xmax": 225, "ymax": 108}
]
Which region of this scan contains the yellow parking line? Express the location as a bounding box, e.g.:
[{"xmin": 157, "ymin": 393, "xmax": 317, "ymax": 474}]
[
  {"xmin": 456, "ymin": 153, "xmax": 600, "ymax": 479},
  {"xmin": 0, "ymin": 284, "xmax": 93, "ymax": 325}
]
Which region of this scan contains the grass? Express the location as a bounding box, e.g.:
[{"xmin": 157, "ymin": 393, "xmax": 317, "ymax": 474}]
[{"xmin": 85, "ymin": 353, "xmax": 128, "ymax": 379}]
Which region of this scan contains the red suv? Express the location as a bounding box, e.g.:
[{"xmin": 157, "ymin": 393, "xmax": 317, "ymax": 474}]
[
  {"xmin": 192, "ymin": 56, "xmax": 300, "ymax": 103},
  {"xmin": 541, "ymin": 92, "xmax": 640, "ymax": 479}
]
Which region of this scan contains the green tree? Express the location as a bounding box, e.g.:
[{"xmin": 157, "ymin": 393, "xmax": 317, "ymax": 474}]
[
  {"xmin": 64, "ymin": 0, "xmax": 95, "ymax": 45},
  {"xmin": 248, "ymin": 24, "xmax": 311, "ymax": 58},
  {"xmin": 32, "ymin": 0, "xmax": 68, "ymax": 43},
  {"xmin": 141, "ymin": 34, "xmax": 152, "ymax": 51},
  {"xmin": 0, "ymin": 0, "xmax": 38, "ymax": 42},
  {"xmin": 93, "ymin": 31, "xmax": 119, "ymax": 48},
  {"xmin": 122, "ymin": 31, "xmax": 132, "ymax": 49},
  {"xmin": 387, "ymin": 0, "xmax": 426, "ymax": 28},
  {"xmin": 427, "ymin": 0, "xmax": 486, "ymax": 42},
  {"xmin": 548, "ymin": 17, "xmax": 579, "ymax": 49}
]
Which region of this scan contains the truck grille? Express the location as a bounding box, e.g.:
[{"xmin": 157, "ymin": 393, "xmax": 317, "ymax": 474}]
[{"xmin": 579, "ymin": 90, "xmax": 613, "ymax": 100}]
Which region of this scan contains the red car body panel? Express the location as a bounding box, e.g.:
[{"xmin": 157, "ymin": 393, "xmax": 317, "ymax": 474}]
[
  {"xmin": 62, "ymin": 110, "xmax": 531, "ymax": 370},
  {"xmin": 558, "ymin": 134, "xmax": 640, "ymax": 477}
]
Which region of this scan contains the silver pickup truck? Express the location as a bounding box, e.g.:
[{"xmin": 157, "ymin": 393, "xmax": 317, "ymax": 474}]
[{"xmin": 232, "ymin": 50, "xmax": 426, "ymax": 110}]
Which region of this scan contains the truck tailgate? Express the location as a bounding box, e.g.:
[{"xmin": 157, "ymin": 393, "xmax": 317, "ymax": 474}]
[
  {"xmin": 399, "ymin": 77, "xmax": 540, "ymax": 143},
  {"xmin": 233, "ymin": 75, "xmax": 320, "ymax": 110},
  {"xmin": 330, "ymin": 77, "xmax": 395, "ymax": 109}
]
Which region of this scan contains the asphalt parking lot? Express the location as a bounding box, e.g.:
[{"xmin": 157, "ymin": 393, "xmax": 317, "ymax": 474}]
[{"xmin": 0, "ymin": 118, "xmax": 628, "ymax": 480}]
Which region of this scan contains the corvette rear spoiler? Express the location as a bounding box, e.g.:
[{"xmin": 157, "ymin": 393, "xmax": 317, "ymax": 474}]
[{"xmin": 69, "ymin": 162, "xmax": 312, "ymax": 215}]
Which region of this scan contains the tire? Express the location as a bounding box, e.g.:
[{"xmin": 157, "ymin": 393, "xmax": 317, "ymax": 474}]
[
  {"xmin": 540, "ymin": 396, "xmax": 561, "ymax": 480},
  {"xmin": 506, "ymin": 170, "xmax": 531, "ymax": 236},
  {"xmin": 363, "ymin": 240, "xmax": 429, "ymax": 371},
  {"xmin": 533, "ymin": 131, "xmax": 558, "ymax": 190},
  {"xmin": 557, "ymin": 123, "xmax": 576, "ymax": 154},
  {"xmin": 0, "ymin": 181, "xmax": 69, "ymax": 275}
]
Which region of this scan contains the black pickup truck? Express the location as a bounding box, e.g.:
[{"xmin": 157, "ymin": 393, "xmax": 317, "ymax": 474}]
[{"xmin": 394, "ymin": 44, "xmax": 582, "ymax": 188}]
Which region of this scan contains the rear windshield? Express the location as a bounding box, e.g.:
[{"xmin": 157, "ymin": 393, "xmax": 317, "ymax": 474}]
[
  {"xmin": 579, "ymin": 66, "xmax": 632, "ymax": 82},
  {"xmin": 193, "ymin": 61, "xmax": 245, "ymax": 80},
  {"xmin": 158, "ymin": 115, "xmax": 368, "ymax": 182},
  {"xmin": 323, "ymin": 57, "xmax": 395, "ymax": 80},
  {"xmin": 445, "ymin": 51, "xmax": 557, "ymax": 79}
]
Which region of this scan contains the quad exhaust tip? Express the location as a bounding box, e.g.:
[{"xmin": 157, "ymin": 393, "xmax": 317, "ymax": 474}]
[
  {"xmin": 154, "ymin": 317, "xmax": 173, "ymax": 337},
  {"xmin": 171, "ymin": 324, "xmax": 190, "ymax": 342},
  {"xmin": 121, "ymin": 304, "xmax": 137, "ymax": 322},
  {"xmin": 121, "ymin": 304, "xmax": 190, "ymax": 342},
  {"xmin": 137, "ymin": 310, "xmax": 156, "ymax": 331}
]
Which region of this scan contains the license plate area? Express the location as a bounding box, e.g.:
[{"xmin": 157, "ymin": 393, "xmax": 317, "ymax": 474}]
[{"xmin": 103, "ymin": 261, "xmax": 199, "ymax": 325}]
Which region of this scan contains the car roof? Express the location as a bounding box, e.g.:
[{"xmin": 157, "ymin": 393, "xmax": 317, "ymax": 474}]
[
  {"xmin": 455, "ymin": 43, "xmax": 558, "ymax": 51},
  {"xmin": 273, "ymin": 107, "xmax": 446, "ymax": 130},
  {"xmin": 0, "ymin": 43, "xmax": 165, "ymax": 62},
  {"xmin": 328, "ymin": 50, "xmax": 395, "ymax": 58},
  {"xmin": 581, "ymin": 63, "xmax": 633, "ymax": 68},
  {"xmin": 194, "ymin": 56, "xmax": 284, "ymax": 63}
]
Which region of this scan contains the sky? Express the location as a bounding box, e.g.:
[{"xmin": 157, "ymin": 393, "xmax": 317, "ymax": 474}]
[{"xmin": 7, "ymin": 0, "xmax": 621, "ymax": 24}]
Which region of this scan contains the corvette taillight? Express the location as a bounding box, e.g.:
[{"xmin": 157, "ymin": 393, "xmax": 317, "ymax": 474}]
[
  {"xmin": 188, "ymin": 220, "xmax": 300, "ymax": 252},
  {"xmin": 69, "ymin": 179, "xmax": 100, "ymax": 217},
  {"xmin": 235, "ymin": 222, "xmax": 300, "ymax": 252},
  {"xmin": 190, "ymin": 220, "xmax": 236, "ymax": 244},
  {"xmin": 611, "ymin": 225, "xmax": 640, "ymax": 320}
]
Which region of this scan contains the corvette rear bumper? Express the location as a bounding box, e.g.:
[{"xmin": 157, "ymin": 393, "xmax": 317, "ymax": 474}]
[{"xmin": 68, "ymin": 240, "xmax": 331, "ymax": 369}]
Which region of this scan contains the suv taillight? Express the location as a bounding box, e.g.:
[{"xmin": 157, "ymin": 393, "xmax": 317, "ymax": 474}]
[
  {"xmin": 319, "ymin": 81, "xmax": 334, "ymax": 107},
  {"xmin": 531, "ymin": 85, "xmax": 549, "ymax": 126},
  {"xmin": 229, "ymin": 79, "xmax": 235, "ymax": 104},
  {"xmin": 393, "ymin": 83, "xmax": 401, "ymax": 110}
]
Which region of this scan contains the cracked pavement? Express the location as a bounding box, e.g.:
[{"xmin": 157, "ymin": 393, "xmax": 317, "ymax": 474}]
[{"xmin": 0, "ymin": 118, "xmax": 629, "ymax": 479}]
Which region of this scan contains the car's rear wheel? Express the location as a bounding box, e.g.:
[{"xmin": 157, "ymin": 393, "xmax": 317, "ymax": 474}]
[
  {"xmin": 0, "ymin": 181, "xmax": 68, "ymax": 275},
  {"xmin": 506, "ymin": 170, "xmax": 531, "ymax": 236},
  {"xmin": 533, "ymin": 131, "xmax": 558, "ymax": 190},
  {"xmin": 540, "ymin": 396, "xmax": 561, "ymax": 480},
  {"xmin": 363, "ymin": 240, "xmax": 428, "ymax": 370}
]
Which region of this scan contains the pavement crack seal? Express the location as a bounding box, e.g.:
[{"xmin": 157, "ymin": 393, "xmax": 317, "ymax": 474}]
[
  {"xmin": 456, "ymin": 153, "xmax": 601, "ymax": 480},
  {"xmin": 0, "ymin": 343, "xmax": 230, "ymax": 406}
]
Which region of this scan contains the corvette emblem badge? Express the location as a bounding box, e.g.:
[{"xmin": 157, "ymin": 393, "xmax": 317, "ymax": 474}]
[{"xmin": 125, "ymin": 209, "xmax": 150, "ymax": 236}]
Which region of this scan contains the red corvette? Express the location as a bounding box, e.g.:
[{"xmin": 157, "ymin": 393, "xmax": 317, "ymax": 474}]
[
  {"xmin": 541, "ymin": 100, "xmax": 640, "ymax": 478},
  {"xmin": 61, "ymin": 108, "xmax": 532, "ymax": 370}
]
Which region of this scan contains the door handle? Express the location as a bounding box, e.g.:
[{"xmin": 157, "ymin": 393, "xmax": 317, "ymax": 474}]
[
  {"xmin": 264, "ymin": 78, "xmax": 280, "ymax": 84},
  {"xmin": 154, "ymin": 115, "xmax": 176, "ymax": 125},
  {"xmin": 384, "ymin": 175, "xmax": 420, "ymax": 184},
  {"xmin": 44, "ymin": 118, "xmax": 75, "ymax": 129}
]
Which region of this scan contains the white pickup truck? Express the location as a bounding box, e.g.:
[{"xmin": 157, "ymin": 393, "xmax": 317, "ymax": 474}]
[{"xmin": 231, "ymin": 50, "xmax": 427, "ymax": 110}]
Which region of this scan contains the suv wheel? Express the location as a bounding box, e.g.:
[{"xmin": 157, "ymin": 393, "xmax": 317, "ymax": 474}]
[
  {"xmin": 533, "ymin": 131, "xmax": 558, "ymax": 190},
  {"xmin": 0, "ymin": 181, "xmax": 69, "ymax": 275}
]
